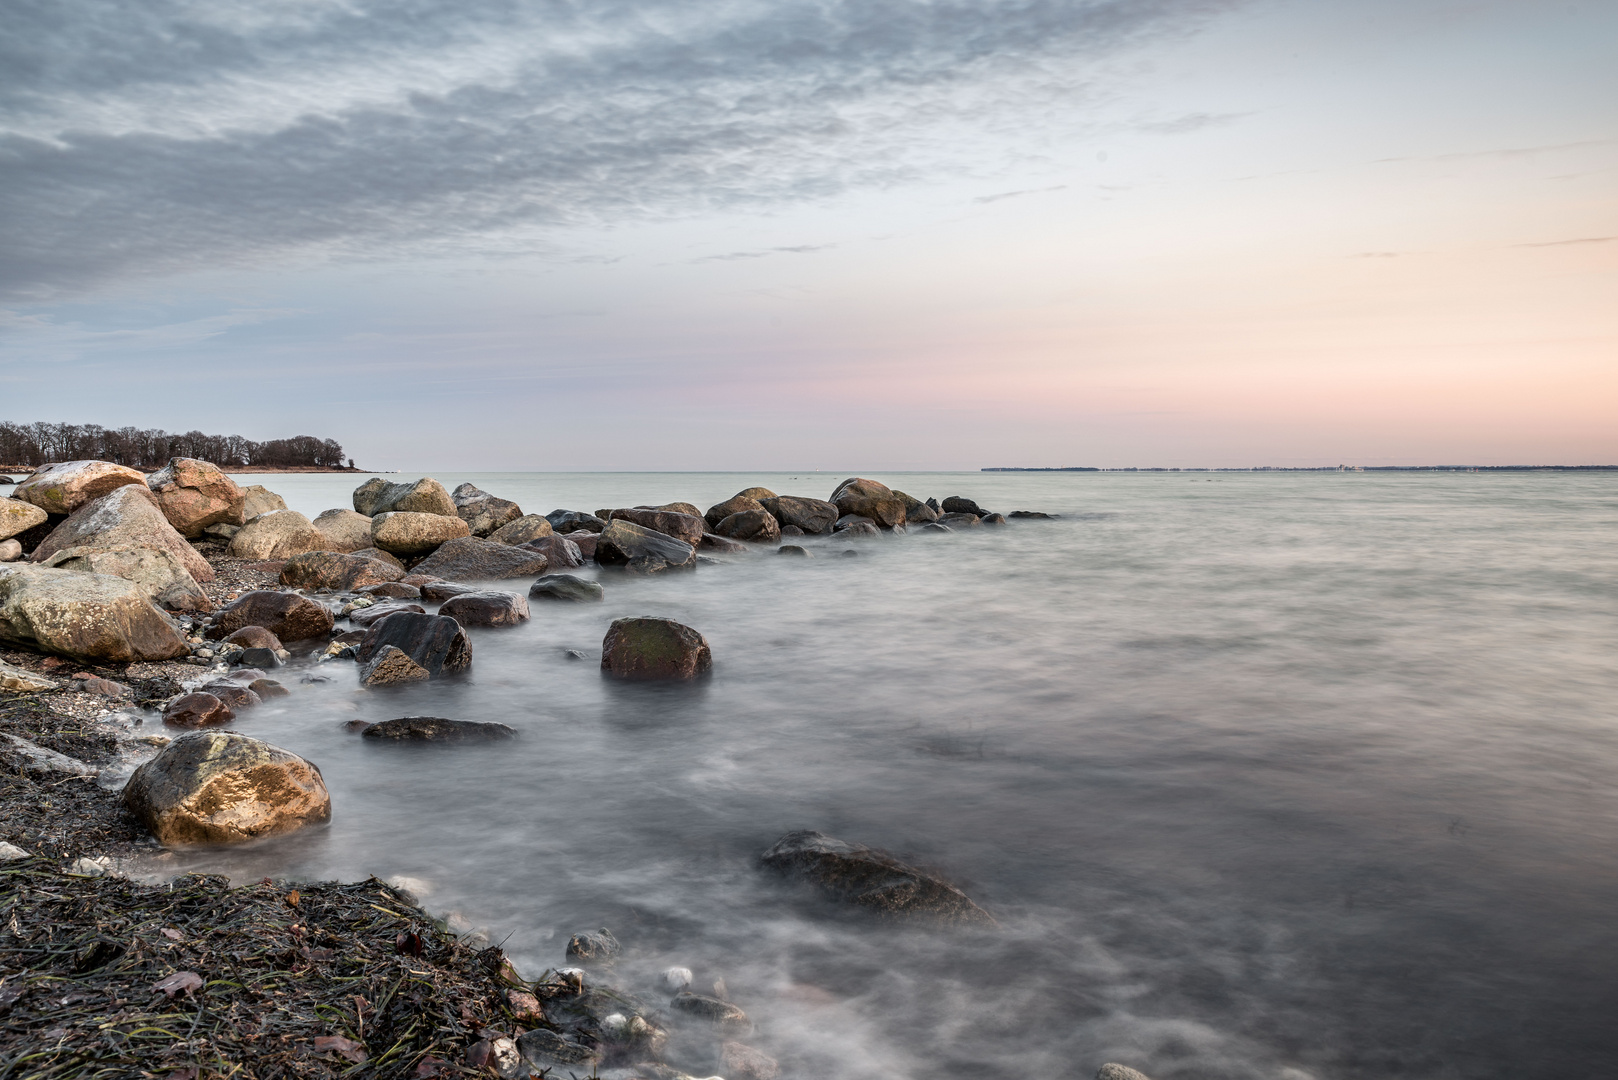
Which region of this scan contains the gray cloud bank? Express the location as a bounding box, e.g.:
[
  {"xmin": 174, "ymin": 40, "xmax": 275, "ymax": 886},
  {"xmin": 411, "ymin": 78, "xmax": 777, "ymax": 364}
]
[{"xmin": 1, "ymin": 0, "xmax": 1231, "ymax": 299}]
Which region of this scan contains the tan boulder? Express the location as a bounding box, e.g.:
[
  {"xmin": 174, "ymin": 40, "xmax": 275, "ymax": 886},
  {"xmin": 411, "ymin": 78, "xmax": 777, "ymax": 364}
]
[
  {"xmin": 705, "ymin": 494, "xmax": 764, "ymax": 529},
  {"xmin": 488, "ymin": 514, "xmax": 553, "ymax": 545},
  {"xmin": 279, "ymin": 550, "xmax": 404, "ymax": 591},
  {"xmin": 451, "ymin": 483, "xmax": 524, "ymax": 537},
  {"xmin": 312, "ymin": 509, "xmax": 374, "ymax": 552},
  {"xmin": 241, "ymin": 485, "xmax": 287, "ymax": 519},
  {"xmin": 0, "ymin": 564, "xmax": 190, "ymax": 662},
  {"xmin": 351, "ymin": 546, "xmax": 406, "ymax": 572},
  {"xmin": 147, "ymin": 458, "xmax": 245, "ymax": 537},
  {"xmin": 41, "ymin": 545, "xmax": 212, "ymax": 614},
  {"xmin": 228, "ymin": 510, "xmax": 327, "ymax": 560},
  {"xmin": 735, "ymin": 487, "xmax": 777, "ymax": 501},
  {"xmin": 371, "ymin": 511, "xmax": 470, "ymax": 556},
  {"xmin": 13, "ymin": 460, "xmax": 147, "ymax": 515},
  {"xmin": 830, "ymin": 478, "xmax": 907, "ymax": 529},
  {"xmin": 714, "ymin": 508, "xmax": 781, "ymax": 543},
  {"xmin": 30, "ymin": 485, "xmax": 214, "ymax": 582},
  {"xmin": 123, "ymin": 731, "xmax": 331, "ymax": 846},
  {"xmin": 352, "ymin": 476, "xmax": 456, "ymax": 517},
  {"xmin": 894, "ymin": 490, "xmax": 938, "ymax": 524},
  {"xmin": 603, "ymin": 508, "xmax": 705, "ymax": 547},
  {"xmin": 1, "ymin": 497, "xmax": 48, "ymax": 542}
]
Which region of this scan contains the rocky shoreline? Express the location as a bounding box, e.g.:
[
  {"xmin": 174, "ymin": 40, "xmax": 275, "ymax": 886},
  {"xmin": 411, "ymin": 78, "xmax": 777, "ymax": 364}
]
[{"xmin": 0, "ymin": 461, "xmax": 1153, "ymax": 1080}]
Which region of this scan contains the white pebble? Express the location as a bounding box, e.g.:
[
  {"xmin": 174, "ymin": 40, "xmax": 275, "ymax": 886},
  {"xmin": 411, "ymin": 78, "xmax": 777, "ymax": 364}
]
[
  {"xmin": 661, "ymin": 966, "xmax": 693, "ymax": 992},
  {"xmin": 0, "ymin": 841, "xmax": 30, "ymax": 862}
]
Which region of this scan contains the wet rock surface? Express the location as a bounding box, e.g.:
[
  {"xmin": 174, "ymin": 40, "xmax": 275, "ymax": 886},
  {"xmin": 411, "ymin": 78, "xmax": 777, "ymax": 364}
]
[
  {"xmin": 206, "ymin": 590, "xmax": 335, "ymax": 643},
  {"xmin": 356, "ymin": 611, "xmax": 472, "ymax": 679},
  {"xmin": 350, "ymin": 601, "xmax": 427, "ymax": 628},
  {"xmin": 595, "ymin": 520, "xmax": 697, "ymax": 575},
  {"xmin": 529, "ymin": 574, "xmax": 605, "ymax": 603},
  {"xmin": 361, "ymin": 716, "xmax": 517, "ymax": 742},
  {"xmin": 161, "ymin": 692, "xmax": 233, "ymax": 727},
  {"xmin": 279, "ymin": 550, "xmax": 403, "ymax": 591},
  {"xmin": 518, "ymin": 533, "xmax": 583, "ymax": 569},
  {"xmin": 601, "ymin": 617, "xmax": 711, "ymax": 681},
  {"xmin": 760, "ymin": 829, "xmax": 993, "ymax": 923},
  {"xmin": 438, "ymin": 591, "xmax": 530, "ymax": 627},
  {"xmin": 409, "ymin": 536, "xmax": 549, "ymax": 581},
  {"xmin": 547, "ymin": 510, "xmax": 607, "ymax": 534},
  {"xmin": 357, "ymin": 643, "xmax": 431, "ymax": 687}
]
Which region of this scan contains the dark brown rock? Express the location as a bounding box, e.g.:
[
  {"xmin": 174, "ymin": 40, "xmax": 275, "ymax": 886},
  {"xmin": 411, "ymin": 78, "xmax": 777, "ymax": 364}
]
[
  {"xmin": 760, "ymin": 496, "xmax": 840, "ymax": 535},
  {"xmin": 830, "ymin": 478, "xmax": 906, "ymax": 528},
  {"xmin": 595, "ymin": 520, "xmax": 696, "ymax": 574},
  {"xmin": 1008, "ymin": 510, "xmax": 1055, "ymax": 519},
  {"xmin": 421, "ymin": 581, "xmax": 480, "ymax": 602},
  {"xmin": 206, "ymin": 591, "xmax": 335, "ymax": 643},
  {"xmin": 894, "ymin": 490, "xmax": 938, "ymax": 524},
  {"xmin": 249, "ymin": 678, "xmax": 290, "ymax": 699},
  {"xmin": 351, "ymin": 601, "xmax": 426, "ymax": 627},
  {"xmin": 528, "ymin": 575, "xmax": 604, "ymax": 603},
  {"xmin": 699, "ymin": 533, "xmax": 749, "ymax": 555},
  {"xmin": 980, "ymin": 513, "xmax": 1007, "ymax": 525},
  {"xmin": 409, "ymin": 536, "xmax": 549, "ymax": 581},
  {"xmin": 357, "ymin": 645, "xmax": 431, "ymax": 687},
  {"xmin": 223, "ymin": 625, "xmax": 283, "ymax": 651},
  {"xmin": 603, "ymin": 507, "xmax": 705, "ymax": 547},
  {"xmin": 356, "ymin": 611, "xmax": 472, "ymax": 679},
  {"xmin": 567, "ymin": 532, "xmax": 599, "ymax": 561},
  {"xmin": 163, "ymin": 693, "xmax": 234, "ymax": 728},
  {"xmin": 941, "ymin": 496, "xmax": 984, "ymax": 516},
  {"xmin": 200, "ymin": 682, "xmax": 263, "ymax": 711},
  {"xmin": 545, "ymin": 510, "xmax": 607, "ymax": 534},
  {"xmin": 600, "ymin": 617, "xmax": 711, "ymax": 680},
  {"xmin": 438, "ymin": 591, "xmax": 530, "ymax": 628},
  {"xmin": 280, "ymin": 550, "xmax": 404, "ymax": 592},
  {"xmin": 518, "ymin": 534, "xmax": 583, "ymax": 569},
  {"xmin": 760, "ymin": 830, "xmax": 993, "ymax": 923},
  {"xmin": 351, "ymin": 547, "xmax": 406, "ymax": 572},
  {"xmin": 705, "ymin": 494, "xmax": 765, "ymax": 529},
  {"xmin": 361, "ymin": 716, "xmax": 517, "ymax": 742},
  {"xmin": 714, "ymin": 508, "xmax": 781, "ymax": 543}
]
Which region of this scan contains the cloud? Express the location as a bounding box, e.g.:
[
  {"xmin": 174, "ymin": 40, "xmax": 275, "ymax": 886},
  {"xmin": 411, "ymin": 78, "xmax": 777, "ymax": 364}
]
[
  {"xmin": 974, "ymin": 184, "xmax": 1067, "ymax": 204},
  {"xmin": 1517, "ymin": 236, "xmax": 1613, "ymax": 248},
  {"xmin": 693, "ymin": 244, "xmax": 836, "ymax": 263},
  {"xmin": 1135, "ymin": 111, "xmax": 1245, "ymax": 135},
  {"xmin": 0, "ymin": 0, "xmax": 1237, "ymax": 300}
]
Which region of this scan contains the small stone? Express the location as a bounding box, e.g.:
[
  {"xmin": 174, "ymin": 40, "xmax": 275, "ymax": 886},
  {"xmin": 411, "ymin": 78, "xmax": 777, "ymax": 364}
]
[
  {"xmin": 224, "ymin": 625, "xmax": 283, "ymax": 651},
  {"xmin": 163, "ymin": 693, "xmax": 234, "ymax": 728},
  {"xmin": 80, "ymin": 677, "xmax": 129, "ymax": 698},
  {"xmin": 358, "ymin": 581, "xmax": 421, "ymax": 600},
  {"xmin": 662, "ymin": 966, "xmax": 693, "ymax": 992},
  {"xmin": 248, "ymin": 679, "xmax": 290, "ymax": 699},
  {"xmin": 237, "ymin": 647, "xmax": 282, "ymax": 669},
  {"xmin": 777, "ymin": 545, "xmax": 811, "ymax": 558},
  {"xmin": 936, "ymin": 512, "xmax": 981, "ymax": 528},
  {"xmin": 528, "ymin": 575, "xmax": 604, "ymax": 603},
  {"xmin": 0, "ymin": 841, "xmax": 30, "ymax": 861},
  {"xmin": 358, "ymin": 645, "xmax": 431, "ymax": 687},
  {"xmin": 0, "ymin": 538, "xmax": 22, "ymax": 561},
  {"xmin": 0, "ymin": 659, "xmax": 58, "ymax": 692},
  {"xmin": 565, "ymin": 927, "xmax": 621, "ymax": 963}
]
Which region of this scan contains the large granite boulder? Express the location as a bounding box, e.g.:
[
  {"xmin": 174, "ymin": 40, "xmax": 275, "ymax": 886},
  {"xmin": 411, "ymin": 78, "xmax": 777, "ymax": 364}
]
[
  {"xmin": 31, "ymin": 485, "xmax": 214, "ymax": 583},
  {"xmin": 568, "ymin": 532, "xmax": 599, "ymax": 561},
  {"xmin": 594, "ymin": 520, "xmax": 696, "ymax": 574},
  {"xmin": 546, "ymin": 510, "xmax": 606, "ymax": 534},
  {"xmin": 601, "ymin": 617, "xmax": 711, "ymax": 680},
  {"xmin": 760, "ymin": 496, "xmax": 839, "ymax": 535},
  {"xmin": 312, "ymin": 509, "xmax": 375, "ymax": 552},
  {"xmin": 705, "ymin": 494, "xmax": 765, "ymax": 529},
  {"xmin": 760, "ymin": 830, "xmax": 992, "ymax": 923},
  {"xmin": 603, "ymin": 507, "xmax": 705, "ymax": 547},
  {"xmin": 351, "ymin": 546, "xmax": 406, "ymax": 572},
  {"xmin": 356, "ymin": 611, "xmax": 471, "ymax": 679},
  {"xmin": 714, "ymin": 508, "xmax": 781, "ymax": 544},
  {"xmin": 228, "ymin": 510, "xmax": 328, "ymax": 560},
  {"xmin": 146, "ymin": 458, "xmax": 246, "ymax": 537},
  {"xmin": 13, "ymin": 460, "xmax": 147, "ymax": 515},
  {"xmin": 438, "ymin": 591, "xmax": 530, "ymax": 627},
  {"xmin": 894, "ymin": 491, "xmax": 938, "ymax": 524},
  {"xmin": 518, "ymin": 534, "xmax": 582, "ymax": 569},
  {"xmin": 830, "ymin": 478, "xmax": 906, "ymax": 529},
  {"xmin": 353, "ymin": 476, "xmax": 456, "ymax": 517},
  {"xmin": 0, "ymin": 564, "xmax": 190, "ymax": 661},
  {"xmin": 0, "ymin": 497, "xmax": 48, "ymax": 542},
  {"xmin": 361, "ymin": 716, "xmax": 517, "ymax": 742},
  {"xmin": 735, "ymin": 486, "xmax": 777, "ymax": 501},
  {"xmin": 279, "ymin": 550, "xmax": 403, "ymax": 591},
  {"xmin": 371, "ymin": 511, "xmax": 471, "ymax": 557},
  {"xmin": 123, "ymin": 731, "xmax": 331, "ymax": 846},
  {"xmin": 40, "ymin": 545, "xmax": 212, "ymax": 614},
  {"xmin": 240, "ymin": 485, "xmax": 287, "ymax": 520},
  {"xmin": 409, "ymin": 536, "xmax": 548, "ymax": 581},
  {"xmin": 529, "ymin": 574, "xmax": 605, "ymax": 603},
  {"xmin": 452, "ymin": 483, "xmax": 524, "ymax": 537},
  {"xmin": 205, "ymin": 590, "xmax": 335, "ymax": 643},
  {"xmin": 487, "ymin": 514, "xmax": 554, "ymax": 545}
]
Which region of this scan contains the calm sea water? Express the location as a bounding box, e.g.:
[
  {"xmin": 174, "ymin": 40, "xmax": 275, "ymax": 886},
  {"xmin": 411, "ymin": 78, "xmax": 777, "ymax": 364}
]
[{"xmin": 161, "ymin": 470, "xmax": 1618, "ymax": 1079}]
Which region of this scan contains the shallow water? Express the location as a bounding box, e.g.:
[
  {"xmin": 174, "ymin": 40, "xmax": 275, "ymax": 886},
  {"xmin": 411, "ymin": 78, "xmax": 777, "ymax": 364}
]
[{"xmin": 164, "ymin": 470, "xmax": 1618, "ymax": 1078}]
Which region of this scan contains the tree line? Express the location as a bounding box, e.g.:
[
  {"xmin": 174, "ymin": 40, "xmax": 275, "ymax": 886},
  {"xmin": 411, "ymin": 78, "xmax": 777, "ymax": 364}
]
[{"xmin": 0, "ymin": 421, "xmax": 349, "ymax": 470}]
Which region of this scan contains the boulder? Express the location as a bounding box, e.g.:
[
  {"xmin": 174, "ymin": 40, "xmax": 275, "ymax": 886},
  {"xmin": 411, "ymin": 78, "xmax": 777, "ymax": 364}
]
[
  {"xmin": 0, "ymin": 497, "xmax": 47, "ymax": 541},
  {"xmin": 1008, "ymin": 510, "xmax": 1055, "ymax": 519},
  {"xmin": 835, "ymin": 514, "xmax": 876, "ymax": 530},
  {"xmin": 529, "ymin": 575, "xmax": 605, "ymax": 603},
  {"xmin": 146, "ymin": 458, "xmax": 246, "ymax": 537},
  {"xmin": 1096, "ymin": 1067, "xmax": 1153, "ymax": 1080},
  {"xmin": 568, "ymin": 532, "xmax": 599, "ymax": 561},
  {"xmin": 30, "ymin": 485, "xmax": 214, "ymax": 583},
  {"xmin": 980, "ymin": 513, "xmax": 1007, "ymax": 525},
  {"xmin": 123, "ymin": 731, "xmax": 331, "ymax": 847},
  {"xmin": 518, "ymin": 534, "xmax": 583, "ymax": 569},
  {"xmin": 0, "ymin": 564, "xmax": 190, "ymax": 661},
  {"xmin": 671, "ymin": 993, "xmax": 751, "ymax": 1034},
  {"xmin": 250, "ymin": 678, "xmax": 290, "ymax": 699},
  {"xmin": 837, "ymin": 522, "xmax": 881, "ymax": 538},
  {"xmin": 201, "ymin": 681, "xmax": 262, "ymax": 711},
  {"xmin": 241, "ymin": 485, "xmax": 288, "ymax": 519},
  {"xmin": 238, "ymin": 647, "xmax": 283, "ymax": 669},
  {"xmin": 361, "ymin": 716, "xmax": 517, "ymax": 742},
  {"xmin": 421, "ymin": 581, "xmax": 480, "ymax": 602},
  {"xmin": 603, "ymin": 508, "xmax": 705, "ymax": 547},
  {"xmin": 0, "ymin": 659, "xmax": 59, "ymax": 692},
  {"xmin": 546, "ymin": 510, "xmax": 607, "ymax": 534},
  {"xmin": 351, "ymin": 601, "xmax": 426, "ymax": 628},
  {"xmin": 779, "ymin": 524, "xmax": 803, "ymax": 537},
  {"xmin": 228, "ymin": 510, "xmax": 328, "ymax": 560},
  {"xmin": 936, "ymin": 512, "xmax": 982, "ymax": 528},
  {"xmin": 311, "ymin": 509, "xmax": 375, "ymax": 553},
  {"xmin": 915, "ymin": 522, "xmax": 953, "ymax": 534},
  {"xmin": 518, "ymin": 1029, "xmax": 599, "ymax": 1071},
  {"xmin": 205, "ymin": 591, "xmax": 335, "ymax": 643},
  {"xmin": 352, "ymin": 476, "xmax": 456, "ymax": 517},
  {"xmin": 162, "ymin": 693, "xmax": 234, "ymax": 727},
  {"xmin": 760, "ymin": 496, "xmax": 839, "ymax": 535},
  {"xmin": 594, "ymin": 520, "xmax": 696, "ymax": 574},
  {"xmin": 894, "ymin": 491, "xmax": 938, "ymax": 524},
  {"xmin": 351, "ymin": 547, "xmax": 406, "ymax": 572},
  {"xmin": 280, "ymin": 550, "xmax": 404, "ymax": 592},
  {"xmin": 0, "ymin": 539, "xmax": 21, "ymax": 562},
  {"xmin": 830, "ymin": 478, "xmax": 906, "ymax": 528},
  {"xmin": 451, "ymin": 483, "xmax": 524, "ymax": 537},
  {"xmin": 487, "ymin": 514, "xmax": 554, "ymax": 545},
  {"xmin": 600, "ymin": 617, "xmax": 711, "ymax": 681},
  {"xmin": 778, "ymin": 545, "xmax": 811, "ymax": 557},
  {"xmin": 714, "ymin": 508, "xmax": 781, "ymax": 544},
  {"xmin": 760, "ymin": 830, "xmax": 992, "ymax": 923},
  {"xmin": 700, "ymin": 532, "xmax": 749, "ymax": 555},
  {"xmin": 735, "ymin": 486, "xmax": 777, "ymax": 501},
  {"xmin": 941, "ymin": 495, "xmax": 984, "ymax": 516},
  {"xmin": 358, "ymin": 645, "xmax": 430, "ymax": 687},
  {"xmin": 359, "ymin": 581, "xmax": 421, "ymax": 600},
  {"xmin": 409, "ymin": 536, "xmax": 549, "ymax": 581},
  {"xmin": 646, "ymin": 500, "xmax": 704, "ymax": 517},
  {"xmin": 438, "ymin": 591, "xmax": 530, "ymax": 628},
  {"xmin": 40, "ymin": 545, "xmax": 212, "ymax": 614},
  {"xmin": 705, "ymin": 495, "xmax": 764, "ymax": 528},
  {"xmin": 370, "ymin": 511, "xmax": 471, "ymax": 557},
  {"xmin": 721, "ymin": 1042, "xmax": 781, "ymax": 1080},
  {"xmin": 356, "ymin": 611, "xmax": 472, "ymax": 679},
  {"xmin": 224, "ymin": 626, "xmax": 283, "ymax": 651},
  {"xmin": 13, "ymin": 460, "xmax": 147, "ymax": 515},
  {"xmin": 565, "ymin": 927, "xmax": 620, "ymax": 963}
]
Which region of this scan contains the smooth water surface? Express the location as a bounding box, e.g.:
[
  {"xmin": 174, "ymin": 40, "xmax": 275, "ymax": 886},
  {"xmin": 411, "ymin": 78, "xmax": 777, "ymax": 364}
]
[{"xmin": 168, "ymin": 470, "xmax": 1618, "ymax": 1078}]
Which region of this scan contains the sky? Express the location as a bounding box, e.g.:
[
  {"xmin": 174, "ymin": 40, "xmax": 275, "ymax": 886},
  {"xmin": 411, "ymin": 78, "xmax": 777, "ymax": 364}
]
[{"xmin": 1, "ymin": 0, "xmax": 1614, "ymax": 470}]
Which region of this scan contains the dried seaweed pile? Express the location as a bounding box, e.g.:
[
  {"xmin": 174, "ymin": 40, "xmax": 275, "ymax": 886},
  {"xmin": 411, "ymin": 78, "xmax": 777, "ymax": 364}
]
[{"xmin": 0, "ymin": 862, "xmax": 520, "ymax": 1078}]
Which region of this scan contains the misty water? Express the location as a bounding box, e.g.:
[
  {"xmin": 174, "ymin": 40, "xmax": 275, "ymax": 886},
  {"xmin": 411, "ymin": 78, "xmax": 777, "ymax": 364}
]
[{"xmin": 158, "ymin": 470, "xmax": 1618, "ymax": 1079}]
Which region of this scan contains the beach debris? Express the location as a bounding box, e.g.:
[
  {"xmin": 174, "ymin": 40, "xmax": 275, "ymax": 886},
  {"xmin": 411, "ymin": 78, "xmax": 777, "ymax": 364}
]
[
  {"xmin": 0, "ymin": 841, "xmax": 30, "ymax": 861},
  {"xmin": 0, "ymin": 658, "xmax": 61, "ymax": 692},
  {"xmin": 1, "ymin": 732, "xmax": 99, "ymax": 778}
]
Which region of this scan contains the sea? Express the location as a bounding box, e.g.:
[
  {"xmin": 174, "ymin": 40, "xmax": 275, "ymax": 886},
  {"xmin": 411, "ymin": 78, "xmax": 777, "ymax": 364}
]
[{"xmin": 155, "ymin": 469, "xmax": 1618, "ymax": 1079}]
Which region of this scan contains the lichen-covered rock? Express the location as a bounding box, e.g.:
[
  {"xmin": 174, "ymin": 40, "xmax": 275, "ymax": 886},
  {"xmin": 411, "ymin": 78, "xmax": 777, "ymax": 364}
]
[
  {"xmin": 487, "ymin": 514, "xmax": 554, "ymax": 545},
  {"xmin": 371, "ymin": 511, "xmax": 471, "ymax": 557},
  {"xmin": 279, "ymin": 550, "xmax": 404, "ymax": 591},
  {"xmin": 362, "ymin": 716, "xmax": 517, "ymax": 741},
  {"xmin": 353, "ymin": 476, "xmax": 457, "ymax": 517},
  {"xmin": 528, "ymin": 574, "xmax": 604, "ymax": 603},
  {"xmin": 759, "ymin": 496, "xmax": 840, "ymax": 535},
  {"xmin": 205, "ymin": 590, "xmax": 335, "ymax": 643},
  {"xmin": 705, "ymin": 494, "xmax": 764, "ymax": 529},
  {"xmin": 545, "ymin": 510, "xmax": 606, "ymax": 534},
  {"xmin": 594, "ymin": 520, "xmax": 696, "ymax": 575},
  {"xmin": 358, "ymin": 644, "xmax": 431, "ymax": 687},
  {"xmin": 240, "ymin": 485, "xmax": 287, "ymax": 520},
  {"xmin": 0, "ymin": 497, "xmax": 47, "ymax": 542},
  {"xmin": 830, "ymin": 478, "xmax": 907, "ymax": 529},
  {"xmin": 438, "ymin": 591, "xmax": 530, "ymax": 628},
  {"xmin": 603, "ymin": 507, "xmax": 705, "ymax": 547},
  {"xmin": 451, "ymin": 483, "xmax": 524, "ymax": 537},
  {"xmin": 146, "ymin": 458, "xmax": 246, "ymax": 537},
  {"xmin": 0, "ymin": 564, "xmax": 190, "ymax": 661},
  {"xmin": 714, "ymin": 508, "xmax": 781, "ymax": 544},
  {"xmin": 409, "ymin": 536, "xmax": 548, "ymax": 581},
  {"xmin": 228, "ymin": 510, "xmax": 328, "ymax": 560},
  {"xmin": 122, "ymin": 731, "xmax": 331, "ymax": 846},
  {"xmin": 311, "ymin": 509, "xmax": 375, "ymax": 552},
  {"xmin": 40, "ymin": 545, "xmax": 212, "ymax": 614},
  {"xmin": 600, "ymin": 617, "xmax": 711, "ymax": 681},
  {"xmin": 30, "ymin": 485, "xmax": 214, "ymax": 583},
  {"xmin": 13, "ymin": 460, "xmax": 147, "ymax": 515},
  {"xmin": 356, "ymin": 611, "xmax": 471, "ymax": 679},
  {"xmin": 760, "ymin": 830, "xmax": 992, "ymax": 923}
]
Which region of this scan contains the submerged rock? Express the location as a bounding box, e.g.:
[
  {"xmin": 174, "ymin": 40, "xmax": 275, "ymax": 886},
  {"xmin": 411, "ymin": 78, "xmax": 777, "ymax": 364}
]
[
  {"xmin": 936, "ymin": 512, "xmax": 981, "ymax": 528},
  {"xmin": 13, "ymin": 460, "xmax": 147, "ymax": 515},
  {"xmin": 358, "ymin": 580, "xmax": 421, "ymax": 600},
  {"xmin": 980, "ymin": 513, "xmax": 1007, "ymax": 525},
  {"xmin": 600, "ymin": 617, "xmax": 711, "ymax": 681},
  {"xmin": 777, "ymin": 545, "xmax": 811, "ymax": 557},
  {"xmin": 529, "ymin": 575, "xmax": 604, "ymax": 603},
  {"xmin": 670, "ymin": 992, "xmax": 751, "ymax": 1034},
  {"xmin": 565, "ymin": 927, "xmax": 621, "ymax": 963},
  {"xmin": 721, "ymin": 1041, "xmax": 781, "ymax": 1080},
  {"xmin": 517, "ymin": 1029, "xmax": 599, "ymax": 1071},
  {"xmin": 409, "ymin": 536, "xmax": 548, "ymax": 581},
  {"xmin": 0, "ymin": 564, "xmax": 190, "ymax": 662},
  {"xmin": 941, "ymin": 495, "xmax": 984, "ymax": 516},
  {"xmin": 361, "ymin": 716, "xmax": 517, "ymax": 742},
  {"xmin": 699, "ymin": 533, "xmax": 749, "ymax": 555},
  {"xmin": 147, "ymin": 458, "xmax": 246, "ymax": 538},
  {"xmin": 421, "ymin": 580, "xmax": 481, "ymax": 602},
  {"xmin": 894, "ymin": 490, "xmax": 938, "ymax": 524},
  {"xmin": 760, "ymin": 830, "xmax": 992, "ymax": 923},
  {"xmin": 200, "ymin": 681, "xmax": 262, "ymax": 712},
  {"xmin": 206, "ymin": 591, "xmax": 335, "ymax": 643},
  {"xmin": 595, "ymin": 520, "xmax": 696, "ymax": 575},
  {"xmin": 350, "ymin": 601, "xmax": 427, "ymax": 628},
  {"xmin": 280, "ymin": 550, "xmax": 404, "ymax": 591},
  {"xmin": 123, "ymin": 730, "xmax": 331, "ymax": 846},
  {"xmin": 1008, "ymin": 510, "xmax": 1054, "ymax": 519},
  {"xmin": 438, "ymin": 591, "xmax": 530, "ymax": 627},
  {"xmin": 352, "ymin": 476, "xmax": 457, "ymax": 517},
  {"xmin": 356, "ymin": 611, "xmax": 472, "ymax": 679}
]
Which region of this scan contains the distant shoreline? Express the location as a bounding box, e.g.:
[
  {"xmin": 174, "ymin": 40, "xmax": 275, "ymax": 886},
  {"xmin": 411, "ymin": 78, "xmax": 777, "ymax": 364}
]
[{"xmin": 983, "ymin": 465, "xmax": 1618, "ymax": 473}]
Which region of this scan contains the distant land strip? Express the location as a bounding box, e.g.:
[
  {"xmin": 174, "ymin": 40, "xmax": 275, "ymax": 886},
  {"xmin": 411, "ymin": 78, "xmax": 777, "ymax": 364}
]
[
  {"xmin": 982, "ymin": 465, "xmax": 1618, "ymax": 472},
  {"xmin": 0, "ymin": 420, "xmax": 356, "ymax": 472}
]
